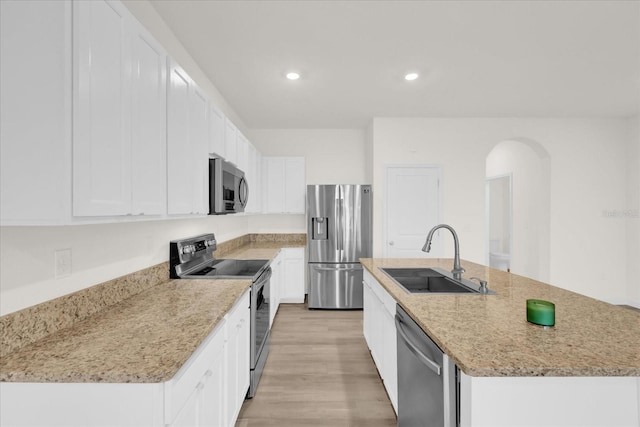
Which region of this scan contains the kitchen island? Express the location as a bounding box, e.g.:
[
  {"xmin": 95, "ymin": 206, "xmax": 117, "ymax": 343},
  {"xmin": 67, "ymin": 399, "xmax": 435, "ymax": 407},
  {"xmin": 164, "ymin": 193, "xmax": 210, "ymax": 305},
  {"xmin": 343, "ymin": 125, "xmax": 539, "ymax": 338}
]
[{"xmin": 361, "ymin": 258, "xmax": 640, "ymax": 427}]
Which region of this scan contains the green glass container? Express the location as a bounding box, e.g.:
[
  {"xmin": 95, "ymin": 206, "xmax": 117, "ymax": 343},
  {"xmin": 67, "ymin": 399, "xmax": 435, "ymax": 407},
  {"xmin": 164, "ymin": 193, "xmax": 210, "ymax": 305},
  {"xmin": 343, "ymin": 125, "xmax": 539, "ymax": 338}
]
[{"xmin": 526, "ymin": 299, "xmax": 555, "ymax": 327}]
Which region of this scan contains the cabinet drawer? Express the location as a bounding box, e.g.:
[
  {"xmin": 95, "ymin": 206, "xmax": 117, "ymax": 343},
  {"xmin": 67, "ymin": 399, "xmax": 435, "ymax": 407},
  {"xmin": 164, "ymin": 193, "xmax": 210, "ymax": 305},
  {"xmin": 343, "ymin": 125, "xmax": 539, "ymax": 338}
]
[
  {"xmin": 364, "ymin": 270, "xmax": 396, "ymax": 315},
  {"xmin": 227, "ymin": 290, "xmax": 250, "ymax": 325},
  {"xmin": 165, "ymin": 318, "xmax": 226, "ymax": 424}
]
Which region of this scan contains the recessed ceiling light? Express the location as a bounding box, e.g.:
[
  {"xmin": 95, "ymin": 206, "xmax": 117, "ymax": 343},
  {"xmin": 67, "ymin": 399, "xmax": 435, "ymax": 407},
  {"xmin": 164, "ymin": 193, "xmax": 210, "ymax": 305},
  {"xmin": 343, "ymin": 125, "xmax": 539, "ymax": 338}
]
[
  {"xmin": 286, "ymin": 72, "xmax": 300, "ymax": 80},
  {"xmin": 404, "ymin": 73, "xmax": 419, "ymax": 81}
]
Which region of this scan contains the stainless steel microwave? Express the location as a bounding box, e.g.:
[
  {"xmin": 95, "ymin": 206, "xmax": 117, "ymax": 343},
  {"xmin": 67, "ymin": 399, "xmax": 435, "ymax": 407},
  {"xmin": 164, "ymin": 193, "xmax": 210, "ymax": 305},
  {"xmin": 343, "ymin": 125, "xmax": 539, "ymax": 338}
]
[{"xmin": 209, "ymin": 158, "xmax": 248, "ymax": 214}]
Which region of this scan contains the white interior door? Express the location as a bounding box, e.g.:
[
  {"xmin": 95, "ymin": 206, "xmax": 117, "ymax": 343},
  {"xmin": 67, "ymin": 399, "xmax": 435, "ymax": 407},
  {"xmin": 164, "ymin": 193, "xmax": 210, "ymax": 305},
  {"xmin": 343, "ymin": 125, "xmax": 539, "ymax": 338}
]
[{"xmin": 385, "ymin": 165, "xmax": 441, "ymax": 258}]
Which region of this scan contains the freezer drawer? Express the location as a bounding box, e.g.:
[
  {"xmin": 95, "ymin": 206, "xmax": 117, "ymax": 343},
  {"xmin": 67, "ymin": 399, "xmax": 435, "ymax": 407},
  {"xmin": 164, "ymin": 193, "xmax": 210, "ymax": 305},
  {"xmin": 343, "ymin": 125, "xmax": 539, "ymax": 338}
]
[{"xmin": 308, "ymin": 263, "xmax": 363, "ymax": 309}]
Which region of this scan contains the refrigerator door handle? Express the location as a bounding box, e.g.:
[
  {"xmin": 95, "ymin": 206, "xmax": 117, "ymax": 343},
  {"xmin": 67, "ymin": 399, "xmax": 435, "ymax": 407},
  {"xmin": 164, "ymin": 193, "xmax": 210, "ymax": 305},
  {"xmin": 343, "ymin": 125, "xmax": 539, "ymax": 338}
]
[
  {"xmin": 336, "ymin": 197, "xmax": 344, "ymax": 252},
  {"xmin": 312, "ymin": 266, "xmax": 362, "ymax": 271}
]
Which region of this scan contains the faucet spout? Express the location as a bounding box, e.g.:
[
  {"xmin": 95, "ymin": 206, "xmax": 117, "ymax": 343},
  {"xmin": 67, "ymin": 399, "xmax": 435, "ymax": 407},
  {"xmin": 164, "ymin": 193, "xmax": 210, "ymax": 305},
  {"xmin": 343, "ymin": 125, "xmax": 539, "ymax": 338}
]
[{"xmin": 422, "ymin": 224, "xmax": 465, "ymax": 279}]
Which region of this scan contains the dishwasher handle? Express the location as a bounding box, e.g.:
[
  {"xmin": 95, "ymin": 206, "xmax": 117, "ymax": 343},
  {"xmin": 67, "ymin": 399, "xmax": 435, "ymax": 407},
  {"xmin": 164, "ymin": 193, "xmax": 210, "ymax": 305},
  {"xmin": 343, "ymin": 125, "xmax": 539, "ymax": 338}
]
[{"xmin": 395, "ymin": 314, "xmax": 442, "ymax": 376}]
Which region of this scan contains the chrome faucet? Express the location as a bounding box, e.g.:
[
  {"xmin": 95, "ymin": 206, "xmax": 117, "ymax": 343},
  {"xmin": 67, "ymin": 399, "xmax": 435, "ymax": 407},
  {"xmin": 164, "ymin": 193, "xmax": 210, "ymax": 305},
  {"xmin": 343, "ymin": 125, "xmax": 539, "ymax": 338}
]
[{"xmin": 422, "ymin": 224, "xmax": 465, "ymax": 280}]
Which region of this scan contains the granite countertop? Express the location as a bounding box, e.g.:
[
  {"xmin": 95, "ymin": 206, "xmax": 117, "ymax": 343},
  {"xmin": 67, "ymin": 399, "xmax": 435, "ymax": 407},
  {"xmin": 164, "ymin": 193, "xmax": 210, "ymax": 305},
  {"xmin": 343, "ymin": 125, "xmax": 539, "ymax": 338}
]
[
  {"xmin": 0, "ymin": 279, "xmax": 250, "ymax": 383},
  {"xmin": 361, "ymin": 258, "xmax": 640, "ymax": 377},
  {"xmin": 0, "ymin": 237, "xmax": 304, "ymax": 383}
]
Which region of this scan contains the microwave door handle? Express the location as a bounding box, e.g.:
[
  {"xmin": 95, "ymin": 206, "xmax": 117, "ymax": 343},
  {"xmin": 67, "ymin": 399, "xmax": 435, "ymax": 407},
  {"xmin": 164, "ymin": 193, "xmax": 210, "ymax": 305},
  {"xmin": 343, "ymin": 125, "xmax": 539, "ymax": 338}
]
[{"xmin": 239, "ymin": 177, "xmax": 249, "ymax": 207}]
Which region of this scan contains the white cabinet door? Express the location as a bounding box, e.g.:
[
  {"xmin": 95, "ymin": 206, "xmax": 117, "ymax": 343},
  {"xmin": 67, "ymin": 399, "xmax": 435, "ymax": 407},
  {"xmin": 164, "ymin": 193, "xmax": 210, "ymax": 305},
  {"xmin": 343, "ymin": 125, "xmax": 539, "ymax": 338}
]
[
  {"xmin": 131, "ymin": 25, "xmax": 166, "ymax": 216},
  {"xmin": 199, "ymin": 351, "xmax": 226, "ymax": 427},
  {"xmin": 382, "ymin": 306, "xmax": 398, "ymax": 412},
  {"xmin": 269, "ymin": 253, "xmax": 283, "ymax": 327},
  {"xmin": 167, "ymin": 61, "xmax": 208, "ymax": 216},
  {"xmin": 224, "ymin": 290, "xmax": 250, "ymax": 426},
  {"xmin": 224, "ymin": 118, "xmax": 237, "ymax": 165},
  {"xmin": 1, "ymin": 0, "xmax": 71, "ymax": 225},
  {"xmin": 190, "ymin": 86, "xmax": 209, "ymax": 215},
  {"xmin": 237, "ymin": 302, "xmax": 250, "ymax": 398},
  {"xmin": 167, "ymin": 61, "xmax": 192, "ymax": 215},
  {"xmin": 284, "ymin": 157, "xmax": 306, "ymax": 213},
  {"xmin": 263, "ymin": 157, "xmax": 286, "ymax": 213},
  {"xmin": 363, "ymin": 270, "xmax": 398, "ymax": 414},
  {"xmin": 244, "ymin": 142, "xmax": 263, "ymax": 214},
  {"xmin": 281, "ymin": 248, "xmax": 305, "ymax": 303},
  {"xmin": 168, "ymin": 387, "xmax": 199, "ymax": 427},
  {"xmin": 209, "ymin": 105, "xmax": 225, "ymax": 157},
  {"xmin": 253, "ymin": 150, "xmax": 263, "ymax": 213},
  {"xmin": 236, "ymin": 132, "xmax": 249, "ymax": 172},
  {"xmin": 263, "ymin": 157, "xmax": 306, "ymax": 214},
  {"xmin": 73, "ymin": 0, "xmax": 132, "ymax": 216}
]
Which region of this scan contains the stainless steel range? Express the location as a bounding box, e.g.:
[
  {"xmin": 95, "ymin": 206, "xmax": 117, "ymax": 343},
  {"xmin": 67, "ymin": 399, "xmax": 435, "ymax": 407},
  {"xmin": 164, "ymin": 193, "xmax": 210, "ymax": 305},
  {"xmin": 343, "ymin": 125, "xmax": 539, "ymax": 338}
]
[{"xmin": 170, "ymin": 233, "xmax": 270, "ymax": 399}]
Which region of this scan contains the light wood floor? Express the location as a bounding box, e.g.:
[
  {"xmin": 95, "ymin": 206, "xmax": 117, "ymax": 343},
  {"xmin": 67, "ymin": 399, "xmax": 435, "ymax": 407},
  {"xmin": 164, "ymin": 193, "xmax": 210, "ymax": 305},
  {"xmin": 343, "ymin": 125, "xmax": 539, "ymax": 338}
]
[{"xmin": 236, "ymin": 304, "xmax": 397, "ymax": 427}]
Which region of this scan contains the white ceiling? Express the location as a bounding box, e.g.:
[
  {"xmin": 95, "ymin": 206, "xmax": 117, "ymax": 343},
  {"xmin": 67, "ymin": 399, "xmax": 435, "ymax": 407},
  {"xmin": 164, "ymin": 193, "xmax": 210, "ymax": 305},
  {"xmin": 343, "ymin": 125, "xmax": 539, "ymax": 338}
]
[{"xmin": 150, "ymin": 0, "xmax": 640, "ymax": 129}]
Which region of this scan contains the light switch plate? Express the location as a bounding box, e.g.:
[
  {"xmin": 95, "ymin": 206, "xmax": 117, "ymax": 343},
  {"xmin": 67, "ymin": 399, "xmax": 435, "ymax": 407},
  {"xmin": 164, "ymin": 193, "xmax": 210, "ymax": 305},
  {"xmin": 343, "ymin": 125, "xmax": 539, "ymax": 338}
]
[{"xmin": 55, "ymin": 248, "xmax": 72, "ymax": 278}]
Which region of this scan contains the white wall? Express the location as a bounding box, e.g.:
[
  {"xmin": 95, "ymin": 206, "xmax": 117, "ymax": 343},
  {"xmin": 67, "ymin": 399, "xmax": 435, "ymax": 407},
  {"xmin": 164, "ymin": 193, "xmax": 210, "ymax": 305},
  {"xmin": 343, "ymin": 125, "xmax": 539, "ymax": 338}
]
[
  {"xmin": 372, "ymin": 118, "xmax": 629, "ymax": 303},
  {"xmin": 0, "ymin": 216, "xmax": 248, "ymax": 315},
  {"xmin": 248, "ymin": 129, "xmax": 367, "ymax": 234},
  {"xmin": 627, "ymin": 115, "xmax": 640, "ymax": 307},
  {"xmin": 486, "ymin": 140, "xmax": 550, "ymax": 281},
  {"xmin": 250, "ymin": 128, "xmax": 367, "ymax": 184}
]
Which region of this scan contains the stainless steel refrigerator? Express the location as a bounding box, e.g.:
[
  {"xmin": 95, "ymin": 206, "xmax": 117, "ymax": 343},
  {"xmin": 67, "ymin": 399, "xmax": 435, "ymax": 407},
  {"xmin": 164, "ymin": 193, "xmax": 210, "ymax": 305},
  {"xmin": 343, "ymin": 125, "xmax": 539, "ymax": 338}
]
[{"xmin": 307, "ymin": 184, "xmax": 372, "ymax": 309}]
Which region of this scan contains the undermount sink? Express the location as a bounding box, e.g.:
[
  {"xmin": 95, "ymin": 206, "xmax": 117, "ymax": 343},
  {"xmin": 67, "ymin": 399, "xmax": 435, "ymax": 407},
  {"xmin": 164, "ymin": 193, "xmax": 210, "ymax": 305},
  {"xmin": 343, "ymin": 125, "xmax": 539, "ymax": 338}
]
[{"xmin": 379, "ymin": 267, "xmax": 495, "ymax": 294}]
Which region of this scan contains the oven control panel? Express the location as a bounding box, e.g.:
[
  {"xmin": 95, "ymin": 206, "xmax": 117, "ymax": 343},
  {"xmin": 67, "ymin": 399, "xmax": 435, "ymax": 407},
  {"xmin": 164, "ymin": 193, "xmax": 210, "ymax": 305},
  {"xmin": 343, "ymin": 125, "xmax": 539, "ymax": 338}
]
[{"xmin": 169, "ymin": 233, "xmax": 217, "ymax": 278}]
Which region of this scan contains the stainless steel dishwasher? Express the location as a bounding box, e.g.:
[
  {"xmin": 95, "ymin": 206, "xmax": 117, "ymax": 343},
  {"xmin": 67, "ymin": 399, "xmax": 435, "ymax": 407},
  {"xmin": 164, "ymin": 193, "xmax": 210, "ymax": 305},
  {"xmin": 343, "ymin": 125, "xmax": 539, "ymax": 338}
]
[{"xmin": 395, "ymin": 305, "xmax": 458, "ymax": 427}]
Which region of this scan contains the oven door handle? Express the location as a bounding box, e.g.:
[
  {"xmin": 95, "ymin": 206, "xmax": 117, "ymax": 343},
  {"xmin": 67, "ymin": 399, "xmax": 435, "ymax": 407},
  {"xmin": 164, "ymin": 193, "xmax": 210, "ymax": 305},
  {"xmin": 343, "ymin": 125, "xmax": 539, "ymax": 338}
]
[
  {"xmin": 395, "ymin": 314, "xmax": 442, "ymax": 376},
  {"xmin": 253, "ymin": 267, "xmax": 272, "ymax": 290},
  {"xmin": 259, "ymin": 267, "xmax": 272, "ymax": 283}
]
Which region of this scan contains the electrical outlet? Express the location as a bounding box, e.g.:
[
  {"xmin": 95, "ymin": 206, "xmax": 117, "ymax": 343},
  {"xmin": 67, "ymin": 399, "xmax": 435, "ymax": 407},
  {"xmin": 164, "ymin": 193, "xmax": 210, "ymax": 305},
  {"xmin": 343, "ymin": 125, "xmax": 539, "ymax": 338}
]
[{"xmin": 55, "ymin": 248, "xmax": 72, "ymax": 278}]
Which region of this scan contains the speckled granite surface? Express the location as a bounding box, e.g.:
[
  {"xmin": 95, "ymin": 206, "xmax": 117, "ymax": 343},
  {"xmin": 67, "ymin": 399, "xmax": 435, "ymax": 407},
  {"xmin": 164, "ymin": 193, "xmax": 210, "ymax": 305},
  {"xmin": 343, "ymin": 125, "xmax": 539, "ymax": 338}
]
[
  {"xmin": 0, "ymin": 235, "xmax": 303, "ymax": 383},
  {"xmin": 216, "ymin": 233, "xmax": 305, "ymax": 257},
  {"xmin": 0, "ymin": 262, "xmax": 169, "ymax": 358},
  {"xmin": 0, "ymin": 279, "xmax": 250, "ymax": 383},
  {"xmin": 361, "ymin": 258, "xmax": 640, "ymax": 377}
]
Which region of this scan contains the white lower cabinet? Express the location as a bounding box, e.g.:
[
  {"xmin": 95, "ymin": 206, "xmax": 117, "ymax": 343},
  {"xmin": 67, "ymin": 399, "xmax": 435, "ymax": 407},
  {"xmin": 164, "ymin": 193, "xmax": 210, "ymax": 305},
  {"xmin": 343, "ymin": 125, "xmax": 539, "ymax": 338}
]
[
  {"xmin": 269, "ymin": 252, "xmax": 283, "ymax": 327},
  {"xmin": 363, "ymin": 270, "xmax": 398, "ymax": 414},
  {"xmin": 269, "ymin": 248, "xmax": 305, "ymax": 327},
  {"xmin": 280, "ymin": 248, "xmax": 305, "ymax": 303},
  {"xmin": 224, "ymin": 290, "xmax": 251, "ymax": 426},
  {"xmin": 0, "ymin": 290, "xmax": 250, "ymax": 427}
]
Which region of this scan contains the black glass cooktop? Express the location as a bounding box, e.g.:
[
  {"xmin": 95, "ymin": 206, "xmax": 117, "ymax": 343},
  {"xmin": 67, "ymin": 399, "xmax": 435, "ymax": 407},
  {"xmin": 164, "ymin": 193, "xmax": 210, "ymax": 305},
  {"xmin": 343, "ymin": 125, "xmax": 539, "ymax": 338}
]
[{"xmin": 187, "ymin": 259, "xmax": 269, "ymax": 279}]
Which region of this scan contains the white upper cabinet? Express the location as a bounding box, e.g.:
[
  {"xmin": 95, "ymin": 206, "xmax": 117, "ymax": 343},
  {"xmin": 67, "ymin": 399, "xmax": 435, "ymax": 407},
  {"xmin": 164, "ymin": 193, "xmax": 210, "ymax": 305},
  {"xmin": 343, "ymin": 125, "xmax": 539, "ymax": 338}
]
[
  {"xmin": 244, "ymin": 143, "xmax": 262, "ymax": 214},
  {"xmin": 0, "ymin": 0, "xmax": 71, "ymax": 225},
  {"xmin": 263, "ymin": 158, "xmax": 286, "ymax": 213},
  {"xmin": 167, "ymin": 62, "xmax": 192, "ymax": 214},
  {"xmin": 131, "ymin": 25, "xmax": 167, "ymax": 216},
  {"xmin": 209, "ymin": 105, "xmax": 225, "ymax": 158},
  {"xmin": 284, "ymin": 157, "xmax": 305, "ymax": 213},
  {"xmin": 167, "ymin": 60, "xmax": 208, "ymax": 215},
  {"xmin": 1, "ymin": 0, "xmax": 280, "ymax": 224},
  {"xmin": 73, "ymin": 0, "xmax": 167, "ymax": 218},
  {"xmin": 236, "ymin": 132, "xmax": 249, "ymax": 172},
  {"xmin": 263, "ymin": 157, "xmax": 306, "ymax": 214},
  {"xmin": 224, "ymin": 118, "xmax": 238, "ymax": 165},
  {"xmin": 190, "ymin": 86, "xmax": 209, "ymax": 215},
  {"xmin": 73, "ymin": 0, "xmax": 132, "ymax": 216}
]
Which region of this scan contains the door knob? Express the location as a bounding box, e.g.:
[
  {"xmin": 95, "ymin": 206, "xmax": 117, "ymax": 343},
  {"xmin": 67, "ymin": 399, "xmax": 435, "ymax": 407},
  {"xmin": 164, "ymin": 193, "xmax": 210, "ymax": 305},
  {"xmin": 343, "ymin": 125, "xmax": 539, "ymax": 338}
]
[{"xmin": 389, "ymin": 241, "xmax": 394, "ymax": 246}]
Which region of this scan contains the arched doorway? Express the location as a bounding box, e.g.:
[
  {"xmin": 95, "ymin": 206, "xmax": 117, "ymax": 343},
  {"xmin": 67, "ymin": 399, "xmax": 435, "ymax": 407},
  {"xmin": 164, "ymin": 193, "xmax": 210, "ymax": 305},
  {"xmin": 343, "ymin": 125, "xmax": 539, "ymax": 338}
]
[{"xmin": 486, "ymin": 138, "xmax": 551, "ymax": 282}]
